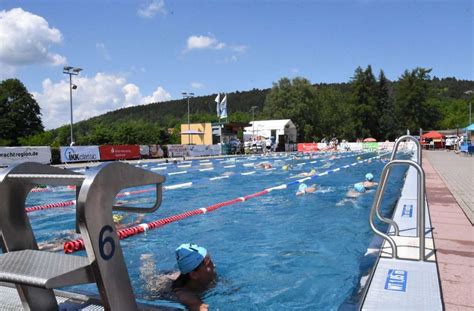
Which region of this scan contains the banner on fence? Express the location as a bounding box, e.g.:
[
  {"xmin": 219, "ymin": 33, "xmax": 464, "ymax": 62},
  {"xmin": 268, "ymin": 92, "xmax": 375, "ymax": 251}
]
[
  {"xmin": 297, "ymin": 143, "xmax": 319, "ymax": 152},
  {"xmin": 60, "ymin": 146, "xmax": 100, "ymax": 163},
  {"xmin": 149, "ymin": 145, "xmax": 164, "ymax": 158},
  {"xmin": 167, "ymin": 144, "xmax": 187, "ymax": 157},
  {"xmin": 0, "ymin": 146, "xmax": 51, "ymax": 165},
  {"xmin": 187, "ymin": 145, "xmax": 221, "ymax": 157},
  {"xmin": 99, "ymin": 145, "xmax": 140, "ymax": 160}
]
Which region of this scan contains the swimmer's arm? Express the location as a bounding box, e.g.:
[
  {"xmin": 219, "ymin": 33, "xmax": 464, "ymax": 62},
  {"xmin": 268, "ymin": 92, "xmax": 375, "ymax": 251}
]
[{"xmin": 174, "ymin": 288, "xmax": 208, "ymax": 311}]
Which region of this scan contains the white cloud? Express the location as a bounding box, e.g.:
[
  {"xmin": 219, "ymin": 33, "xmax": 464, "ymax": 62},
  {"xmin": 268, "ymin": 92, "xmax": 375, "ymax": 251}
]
[
  {"xmin": 96, "ymin": 42, "xmax": 112, "ymax": 61},
  {"xmin": 0, "ymin": 8, "xmax": 66, "ymax": 67},
  {"xmin": 186, "ymin": 35, "xmax": 226, "ymax": 51},
  {"xmin": 32, "ymin": 73, "xmax": 171, "ymax": 129},
  {"xmin": 137, "ymin": 0, "xmax": 167, "ymax": 18},
  {"xmin": 191, "ymin": 82, "xmax": 204, "ymax": 89},
  {"xmin": 230, "ymin": 45, "xmax": 248, "ymax": 53}
]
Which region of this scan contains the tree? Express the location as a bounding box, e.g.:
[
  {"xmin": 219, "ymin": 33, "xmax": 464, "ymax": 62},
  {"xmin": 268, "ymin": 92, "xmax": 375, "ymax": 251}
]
[
  {"xmin": 350, "ymin": 66, "xmax": 378, "ymax": 139},
  {"xmin": 395, "ymin": 68, "xmax": 439, "ymax": 133},
  {"xmin": 263, "ymin": 77, "xmax": 318, "ymax": 142},
  {"xmin": 377, "ymin": 70, "xmax": 399, "ymax": 140},
  {"xmin": 0, "ymin": 79, "xmax": 44, "ymax": 145}
]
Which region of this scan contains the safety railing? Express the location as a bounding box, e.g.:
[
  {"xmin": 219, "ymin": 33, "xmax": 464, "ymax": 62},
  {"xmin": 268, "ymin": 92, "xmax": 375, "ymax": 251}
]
[
  {"xmin": 374, "ymin": 136, "xmax": 422, "ymax": 236},
  {"xmin": 369, "ymin": 135, "xmax": 428, "ymax": 261}
]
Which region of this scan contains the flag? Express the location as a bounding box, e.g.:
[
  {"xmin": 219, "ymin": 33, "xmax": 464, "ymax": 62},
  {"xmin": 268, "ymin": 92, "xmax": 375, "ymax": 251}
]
[
  {"xmin": 220, "ymin": 94, "xmax": 227, "ymax": 119},
  {"xmin": 215, "ymin": 93, "xmax": 221, "ymax": 118}
]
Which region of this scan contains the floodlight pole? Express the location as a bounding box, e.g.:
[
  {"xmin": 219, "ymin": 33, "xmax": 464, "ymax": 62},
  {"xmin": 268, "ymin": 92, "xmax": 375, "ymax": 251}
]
[
  {"xmin": 63, "ymin": 66, "xmax": 82, "ymax": 146},
  {"xmin": 182, "ymin": 92, "xmax": 195, "ymax": 145}
]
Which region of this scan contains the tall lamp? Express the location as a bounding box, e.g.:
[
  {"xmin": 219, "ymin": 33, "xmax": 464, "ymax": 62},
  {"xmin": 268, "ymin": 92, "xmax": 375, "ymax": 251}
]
[
  {"xmin": 63, "ymin": 66, "xmax": 82, "ymax": 146},
  {"xmin": 182, "ymin": 92, "xmax": 195, "ymax": 145}
]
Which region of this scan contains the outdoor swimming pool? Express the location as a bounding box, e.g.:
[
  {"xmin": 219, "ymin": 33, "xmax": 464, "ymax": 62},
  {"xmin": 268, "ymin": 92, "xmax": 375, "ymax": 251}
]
[{"xmin": 23, "ymin": 151, "xmax": 408, "ymax": 310}]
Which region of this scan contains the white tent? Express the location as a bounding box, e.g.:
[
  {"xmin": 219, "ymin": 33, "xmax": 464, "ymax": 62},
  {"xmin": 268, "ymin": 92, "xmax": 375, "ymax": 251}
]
[{"xmin": 244, "ymin": 119, "xmax": 297, "ymax": 145}]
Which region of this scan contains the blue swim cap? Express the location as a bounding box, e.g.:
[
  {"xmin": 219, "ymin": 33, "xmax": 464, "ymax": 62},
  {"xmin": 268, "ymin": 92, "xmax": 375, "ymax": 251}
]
[
  {"xmin": 298, "ymin": 183, "xmax": 308, "ymax": 192},
  {"xmin": 365, "ymin": 173, "xmax": 374, "ymax": 181},
  {"xmin": 176, "ymin": 243, "xmax": 207, "ymax": 274},
  {"xmin": 354, "ymin": 182, "xmax": 366, "ymax": 193}
]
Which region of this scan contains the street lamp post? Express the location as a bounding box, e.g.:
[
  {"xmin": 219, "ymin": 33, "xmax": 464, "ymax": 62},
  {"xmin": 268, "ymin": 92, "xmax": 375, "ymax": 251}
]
[
  {"xmin": 182, "ymin": 92, "xmax": 195, "ymax": 145},
  {"xmin": 63, "ymin": 66, "xmax": 82, "ymax": 146},
  {"xmin": 250, "ymin": 106, "xmax": 258, "ymax": 138}
]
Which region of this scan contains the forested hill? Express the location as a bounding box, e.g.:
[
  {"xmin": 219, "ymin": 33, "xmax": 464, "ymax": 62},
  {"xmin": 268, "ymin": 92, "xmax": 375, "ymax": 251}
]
[
  {"xmin": 81, "ymin": 87, "xmax": 269, "ymax": 129},
  {"xmin": 3, "ymin": 68, "xmax": 473, "ymax": 147}
]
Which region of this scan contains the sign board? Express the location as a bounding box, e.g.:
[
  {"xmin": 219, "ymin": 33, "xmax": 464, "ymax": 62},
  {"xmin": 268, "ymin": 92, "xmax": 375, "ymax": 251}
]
[
  {"xmin": 0, "ymin": 146, "xmax": 51, "ymax": 166},
  {"xmin": 60, "ymin": 146, "xmax": 100, "ymax": 163},
  {"xmin": 99, "ymin": 145, "xmax": 140, "ymax": 161},
  {"xmin": 167, "ymin": 145, "xmax": 187, "ymax": 157},
  {"xmin": 187, "ymin": 145, "xmax": 221, "ymax": 157},
  {"xmin": 149, "ymin": 145, "xmax": 164, "ymax": 158},
  {"xmin": 297, "ymin": 143, "xmax": 319, "ymax": 152}
]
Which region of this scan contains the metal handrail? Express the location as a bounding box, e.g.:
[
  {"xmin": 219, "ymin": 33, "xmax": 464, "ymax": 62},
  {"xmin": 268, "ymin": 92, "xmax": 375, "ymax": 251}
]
[
  {"xmin": 369, "ymin": 160, "xmax": 426, "ymax": 261},
  {"xmin": 374, "ymin": 135, "xmax": 422, "ymax": 235}
]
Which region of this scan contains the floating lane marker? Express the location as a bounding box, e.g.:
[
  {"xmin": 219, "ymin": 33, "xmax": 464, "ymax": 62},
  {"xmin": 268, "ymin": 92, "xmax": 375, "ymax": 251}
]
[
  {"xmin": 210, "ymin": 175, "xmax": 230, "ymax": 181},
  {"xmin": 177, "ymin": 164, "xmax": 191, "ymax": 168},
  {"xmin": 266, "ymin": 184, "xmax": 287, "ymax": 192},
  {"xmin": 199, "ymin": 168, "xmax": 214, "ymax": 172},
  {"xmin": 168, "ymin": 171, "xmax": 187, "ymax": 175},
  {"xmin": 241, "ymin": 171, "xmax": 256, "ymax": 175},
  {"xmin": 200, "ymin": 162, "xmax": 213, "ymax": 166},
  {"xmin": 164, "ymin": 182, "xmax": 193, "ymax": 190},
  {"xmin": 151, "ymin": 167, "xmax": 167, "ymax": 171},
  {"xmin": 243, "ymin": 163, "xmax": 254, "ymax": 167},
  {"xmin": 224, "ymin": 165, "xmax": 236, "ymax": 168},
  {"xmin": 332, "ymin": 168, "xmax": 340, "ymax": 172}
]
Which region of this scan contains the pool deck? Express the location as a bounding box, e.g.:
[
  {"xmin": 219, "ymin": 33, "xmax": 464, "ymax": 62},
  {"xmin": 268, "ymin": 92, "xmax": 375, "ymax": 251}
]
[{"xmin": 423, "ymin": 150, "xmax": 474, "ymax": 310}]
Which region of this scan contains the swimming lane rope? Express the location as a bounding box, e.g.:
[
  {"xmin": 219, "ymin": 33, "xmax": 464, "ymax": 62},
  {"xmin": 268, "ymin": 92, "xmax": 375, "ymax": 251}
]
[
  {"xmin": 28, "ymin": 151, "xmax": 376, "ymax": 213},
  {"xmin": 63, "ymin": 151, "xmax": 391, "ymax": 253}
]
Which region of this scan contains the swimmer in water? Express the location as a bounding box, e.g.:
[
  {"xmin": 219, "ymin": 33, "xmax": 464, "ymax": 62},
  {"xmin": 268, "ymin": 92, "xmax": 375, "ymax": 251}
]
[
  {"xmin": 290, "ymin": 168, "xmax": 317, "ymax": 178},
  {"xmin": 255, "ymin": 162, "xmax": 272, "ymax": 170},
  {"xmin": 296, "ymin": 183, "xmax": 317, "ymax": 196},
  {"xmin": 363, "ymin": 173, "xmax": 378, "ymax": 189},
  {"xmin": 345, "ymin": 182, "xmax": 366, "ymax": 198},
  {"xmin": 140, "ymin": 244, "xmax": 217, "ymax": 311}
]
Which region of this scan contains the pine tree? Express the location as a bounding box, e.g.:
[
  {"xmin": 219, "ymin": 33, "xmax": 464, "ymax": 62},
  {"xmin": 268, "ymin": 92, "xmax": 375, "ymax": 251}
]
[{"xmin": 377, "ymin": 70, "xmax": 399, "ymax": 140}]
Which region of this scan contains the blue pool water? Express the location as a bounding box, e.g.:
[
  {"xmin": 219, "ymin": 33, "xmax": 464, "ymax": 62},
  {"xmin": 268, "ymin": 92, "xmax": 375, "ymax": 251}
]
[{"xmin": 23, "ymin": 151, "xmax": 408, "ymax": 310}]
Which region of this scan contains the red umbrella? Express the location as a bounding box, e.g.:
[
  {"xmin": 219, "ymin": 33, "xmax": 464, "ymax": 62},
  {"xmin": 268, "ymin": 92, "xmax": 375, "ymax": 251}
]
[{"xmin": 363, "ymin": 138, "xmax": 377, "ymax": 142}]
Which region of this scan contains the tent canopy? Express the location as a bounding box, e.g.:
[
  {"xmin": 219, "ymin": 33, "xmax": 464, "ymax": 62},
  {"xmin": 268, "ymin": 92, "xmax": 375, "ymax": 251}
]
[
  {"xmin": 465, "ymin": 123, "xmax": 474, "ymax": 131},
  {"xmin": 421, "ymin": 131, "xmax": 444, "ymax": 139}
]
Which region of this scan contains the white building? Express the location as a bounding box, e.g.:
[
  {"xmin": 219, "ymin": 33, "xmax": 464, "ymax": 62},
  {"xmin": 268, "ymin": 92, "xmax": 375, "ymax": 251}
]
[{"xmin": 244, "ymin": 119, "xmax": 297, "ymax": 149}]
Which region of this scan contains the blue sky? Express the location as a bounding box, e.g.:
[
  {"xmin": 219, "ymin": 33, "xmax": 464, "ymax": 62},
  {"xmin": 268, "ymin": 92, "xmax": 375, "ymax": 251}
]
[{"xmin": 0, "ymin": 0, "xmax": 472, "ymax": 129}]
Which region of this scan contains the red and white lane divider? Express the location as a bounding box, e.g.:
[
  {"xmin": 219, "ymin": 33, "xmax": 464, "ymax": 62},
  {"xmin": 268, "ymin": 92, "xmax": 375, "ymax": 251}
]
[
  {"xmin": 26, "ymin": 200, "xmax": 76, "ymax": 213},
  {"xmin": 63, "ymin": 190, "xmax": 269, "ymax": 253}
]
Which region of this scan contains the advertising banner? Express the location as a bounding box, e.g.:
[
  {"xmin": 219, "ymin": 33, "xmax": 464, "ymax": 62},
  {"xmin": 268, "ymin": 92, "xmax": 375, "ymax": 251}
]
[
  {"xmin": 60, "ymin": 146, "xmax": 100, "ymax": 163},
  {"xmin": 149, "ymin": 145, "xmax": 164, "ymax": 158},
  {"xmin": 99, "ymin": 145, "xmax": 140, "ymax": 161},
  {"xmin": 167, "ymin": 144, "xmax": 187, "ymax": 157},
  {"xmin": 297, "ymin": 143, "xmax": 319, "ymax": 152},
  {"xmin": 187, "ymin": 145, "xmax": 221, "ymax": 157},
  {"xmin": 0, "ymin": 146, "xmax": 51, "ymax": 166}
]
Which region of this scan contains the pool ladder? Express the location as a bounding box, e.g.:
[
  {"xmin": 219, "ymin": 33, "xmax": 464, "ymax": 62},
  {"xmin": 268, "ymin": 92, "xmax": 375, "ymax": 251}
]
[
  {"xmin": 368, "ymin": 135, "xmax": 429, "ymax": 261},
  {"xmin": 0, "ymin": 161, "xmax": 165, "ymax": 310}
]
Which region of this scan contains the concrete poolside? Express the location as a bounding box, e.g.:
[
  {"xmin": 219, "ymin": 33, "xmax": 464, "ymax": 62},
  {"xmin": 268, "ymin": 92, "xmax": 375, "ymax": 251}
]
[{"xmin": 423, "ymin": 150, "xmax": 474, "ymax": 310}]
